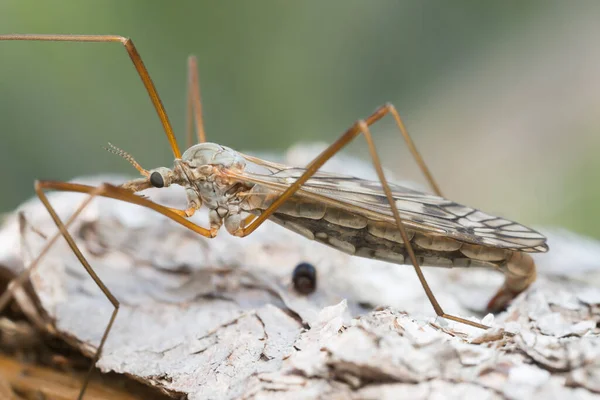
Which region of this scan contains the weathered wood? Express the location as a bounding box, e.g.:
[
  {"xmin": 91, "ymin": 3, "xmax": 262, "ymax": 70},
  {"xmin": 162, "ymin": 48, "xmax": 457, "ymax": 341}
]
[
  {"xmin": 0, "ymin": 145, "xmax": 599, "ymax": 399},
  {"xmin": 0, "ymin": 353, "xmax": 169, "ymax": 400}
]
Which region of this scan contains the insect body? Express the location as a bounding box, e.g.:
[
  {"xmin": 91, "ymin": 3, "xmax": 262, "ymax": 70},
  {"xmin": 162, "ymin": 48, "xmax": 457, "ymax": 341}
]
[{"xmin": 119, "ymin": 141, "xmax": 546, "ymax": 313}]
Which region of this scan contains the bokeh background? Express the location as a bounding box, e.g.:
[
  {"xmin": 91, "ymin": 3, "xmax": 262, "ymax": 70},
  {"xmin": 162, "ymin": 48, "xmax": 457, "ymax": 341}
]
[{"xmin": 0, "ymin": 1, "xmax": 598, "ymax": 238}]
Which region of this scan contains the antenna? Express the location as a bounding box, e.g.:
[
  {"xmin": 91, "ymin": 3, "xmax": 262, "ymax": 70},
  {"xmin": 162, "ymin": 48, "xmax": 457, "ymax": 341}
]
[{"xmin": 104, "ymin": 142, "xmax": 149, "ymax": 176}]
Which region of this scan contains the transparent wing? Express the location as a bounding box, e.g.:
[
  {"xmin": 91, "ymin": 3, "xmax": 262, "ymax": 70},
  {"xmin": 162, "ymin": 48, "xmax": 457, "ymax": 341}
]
[{"xmin": 230, "ymin": 156, "xmax": 548, "ymax": 253}]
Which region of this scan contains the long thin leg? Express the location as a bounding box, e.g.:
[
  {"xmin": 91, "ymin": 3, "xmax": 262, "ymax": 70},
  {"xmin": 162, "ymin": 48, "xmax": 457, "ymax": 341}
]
[
  {"xmin": 34, "ymin": 185, "xmax": 119, "ymax": 400},
  {"xmin": 13, "ymin": 213, "xmax": 49, "ymax": 331},
  {"xmin": 382, "ymin": 103, "xmax": 442, "ymax": 197},
  {"xmin": 0, "ymin": 34, "xmax": 182, "ymax": 159},
  {"xmin": 1, "ymin": 181, "xmax": 221, "ymax": 399},
  {"xmin": 235, "ymin": 105, "xmax": 486, "ymax": 330},
  {"xmin": 239, "ymin": 104, "xmax": 442, "ymax": 235},
  {"xmin": 0, "ymin": 182, "xmax": 219, "ymax": 311},
  {"xmin": 357, "ymin": 121, "xmax": 486, "ymax": 329},
  {"xmin": 185, "ymin": 55, "xmax": 207, "ymax": 147},
  {"xmin": 18, "ymin": 212, "xmax": 46, "ymax": 263},
  {"xmin": 0, "ymin": 195, "xmax": 101, "ymax": 312}
]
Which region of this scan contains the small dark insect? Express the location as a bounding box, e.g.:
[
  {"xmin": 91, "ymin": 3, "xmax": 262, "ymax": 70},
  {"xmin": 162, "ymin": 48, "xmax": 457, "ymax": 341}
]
[{"xmin": 292, "ymin": 262, "xmax": 317, "ymax": 294}]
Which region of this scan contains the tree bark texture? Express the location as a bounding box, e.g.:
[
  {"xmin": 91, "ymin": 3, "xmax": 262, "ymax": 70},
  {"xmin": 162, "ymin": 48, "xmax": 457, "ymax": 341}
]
[{"xmin": 0, "ymin": 145, "xmax": 598, "ymax": 399}]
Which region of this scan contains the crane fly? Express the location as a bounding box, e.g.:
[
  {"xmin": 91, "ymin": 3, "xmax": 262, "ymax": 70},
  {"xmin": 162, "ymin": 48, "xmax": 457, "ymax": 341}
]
[{"xmin": 0, "ymin": 34, "xmax": 548, "ymax": 399}]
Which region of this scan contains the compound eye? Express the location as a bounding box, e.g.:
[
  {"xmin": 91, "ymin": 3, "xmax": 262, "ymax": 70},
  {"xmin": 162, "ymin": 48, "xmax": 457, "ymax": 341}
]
[{"xmin": 149, "ymin": 171, "xmax": 164, "ymax": 188}]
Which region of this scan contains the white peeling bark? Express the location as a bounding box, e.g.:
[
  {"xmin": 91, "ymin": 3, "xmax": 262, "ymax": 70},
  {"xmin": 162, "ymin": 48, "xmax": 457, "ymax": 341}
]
[{"xmin": 0, "ymin": 144, "xmax": 598, "ymax": 399}]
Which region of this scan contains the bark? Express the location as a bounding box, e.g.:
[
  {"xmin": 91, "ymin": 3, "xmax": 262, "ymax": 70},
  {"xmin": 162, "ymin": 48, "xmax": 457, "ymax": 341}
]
[{"xmin": 0, "ymin": 144, "xmax": 599, "ymax": 399}]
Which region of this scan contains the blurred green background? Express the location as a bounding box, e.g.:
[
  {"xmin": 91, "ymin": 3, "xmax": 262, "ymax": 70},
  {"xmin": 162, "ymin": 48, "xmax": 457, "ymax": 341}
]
[{"xmin": 0, "ymin": 1, "xmax": 598, "ymax": 238}]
